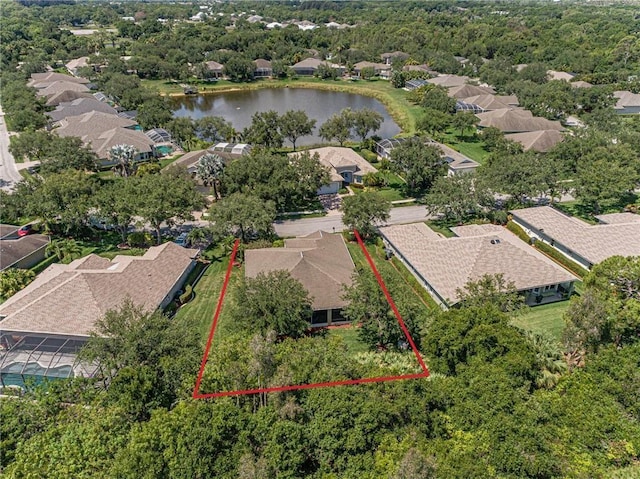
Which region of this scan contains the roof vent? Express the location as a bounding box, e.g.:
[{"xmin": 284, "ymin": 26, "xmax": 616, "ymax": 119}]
[{"xmin": 490, "ymin": 239, "xmax": 501, "ymax": 245}]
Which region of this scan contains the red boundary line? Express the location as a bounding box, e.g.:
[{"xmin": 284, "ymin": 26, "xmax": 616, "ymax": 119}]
[{"xmin": 192, "ymin": 232, "xmax": 429, "ymax": 399}]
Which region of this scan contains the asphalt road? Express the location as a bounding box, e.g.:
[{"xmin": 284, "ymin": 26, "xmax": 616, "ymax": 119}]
[
  {"xmin": 0, "ymin": 105, "xmax": 22, "ymax": 192},
  {"xmin": 273, "ymin": 204, "xmax": 431, "ymax": 237}
]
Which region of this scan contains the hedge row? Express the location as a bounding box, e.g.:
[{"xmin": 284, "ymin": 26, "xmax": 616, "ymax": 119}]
[
  {"xmin": 179, "ymin": 284, "xmax": 193, "ymax": 304},
  {"xmin": 534, "ymin": 241, "xmax": 590, "ymax": 279},
  {"xmin": 506, "ymin": 221, "xmax": 589, "ymax": 279}
]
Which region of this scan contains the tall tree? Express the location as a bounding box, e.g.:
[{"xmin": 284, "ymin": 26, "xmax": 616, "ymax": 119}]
[
  {"xmin": 425, "ymin": 173, "xmax": 491, "ymax": 223},
  {"xmin": 351, "ymin": 108, "xmax": 383, "ymax": 143},
  {"xmin": 242, "ymin": 111, "xmax": 283, "ymax": 149},
  {"xmin": 319, "ymin": 109, "xmax": 353, "ymax": 146},
  {"xmin": 233, "ymin": 271, "xmax": 313, "ymax": 338},
  {"xmin": 94, "ymin": 178, "xmax": 139, "ymax": 243},
  {"xmin": 109, "ymin": 144, "xmax": 137, "ymax": 178},
  {"xmin": 391, "ymin": 139, "xmax": 447, "ymax": 195},
  {"xmin": 455, "ymin": 273, "xmax": 526, "ymax": 314},
  {"xmin": 278, "ymin": 110, "xmax": 316, "ymax": 151},
  {"xmin": 196, "ymin": 116, "xmax": 234, "ymax": 143},
  {"xmin": 208, "ymin": 192, "xmax": 276, "ymax": 242},
  {"xmin": 136, "ymin": 168, "xmax": 204, "ymax": 244},
  {"xmin": 340, "ymin": 191, "xmax": 391, "ymax": 238},
  {"xmin": 196, "ymin": 153, "xmax": 225, "ymax": 199},
  {"xmin": 451, "ymin": 111, "xmax": 479, "ymax": 138}
]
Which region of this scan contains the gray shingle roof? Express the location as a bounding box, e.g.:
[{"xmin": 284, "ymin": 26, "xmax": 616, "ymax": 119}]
[
  {"xmin": 0, "ymin": 234, "xmax": 49, "ymax": 270},
  {"xmin": 244, "ymin": 231, "xmax": 354, "ymax": 311},
  {"xmin": 510, "ymin": 206, "xmax": 640, "ymax": 265},
  {"xmin": 35, "ymin": 81, "xmax": 90, "ymax": 98},
  {"xmin": 0, "ymin": 243, "xmax": 198, "ymax": 337},
  {"xmin": 504, "ymin": 130, "xmax": 565, "ymax": 152},
  {"xmin": 28, "ymin": 72, "xmax": 89, "ymax": 87},
  {"xmin": 448, "ymin": 84, "xmax": 495, "ymax": 99},
  {"xmin": 54, "ymin": 111, "xmax": 137, "ymax": 141},
  {"xmin": 47, "ymin": 97, "xmax": 118, "ymax": 122},
  {"xmin": 380, "ymin": 222, "xmax": 578, "ymax": 306}
]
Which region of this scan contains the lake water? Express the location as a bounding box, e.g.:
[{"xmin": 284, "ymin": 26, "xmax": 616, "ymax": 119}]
[{"xmin": 171, "ymin": 88, "xmax": 401, "ymax": 146}]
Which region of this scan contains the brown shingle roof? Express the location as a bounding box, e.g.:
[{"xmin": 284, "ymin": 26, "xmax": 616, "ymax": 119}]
[
  {"xmin": 510, "ymin": 206, "xmax": 640, "ymax": 265},
  {"xmin": 427, "ymin": 75, "xmax": 470, "ymax": 88},
  {"xmin": 28, "ymin": 72, "xmax": 89, "ymax": 87},
  {"xmin": 45, "ymin": 89, "xmax": 93, "ymax": 107},
  {"xmin": 505, "ymin": 130, "xmax": 565, "ymax": 152},
  {"xmin": 291, "ymin": 147, "xmax": 377, "ymax": 179},
  {"xmin": 380, "ymin": 222, "xmax": 578, "ymax": 305},
  {"xmin": 244, "ymin": 231, "xmax": 354, "ymax": 310},
  {"xmin": 47, "ymin": 97, "xmax": 118, "ymax": 122},
  {"xmin": 92, "ymin": 127, "xmax": 155, "ymax": 159},
  {"xmin": 0, "ymin": 243, "xmax": 198, "ymax": 337},
  {"xmin": 54, "ymin": 111, "xmax": 137, "ymax": 141},
  {"xmin": 36, "ymin": 81, "xmax": 90, "ymax": 98},
  {"xmin": 614, "ymin": 90, "xmax": 640, "ymax": 109},
  {"xmin": 448, "ymin": 84, "xmax": 495, "ymax": 99},
  {"xmin": 476, "ymin": 108, "xmax": 565, "ymax": 133},
  {"xmin": 461, "ymin": 94, "xmax": 514, "ymax": 111}
]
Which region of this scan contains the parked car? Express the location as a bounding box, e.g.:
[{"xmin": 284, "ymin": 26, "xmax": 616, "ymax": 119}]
[
  {"xmin": 174, "ymin": 232, "xmax": 188, "ymax": 247},
  {"xmin": 17, "ymin": 224, "xmax": 33, "ymax": 237}
]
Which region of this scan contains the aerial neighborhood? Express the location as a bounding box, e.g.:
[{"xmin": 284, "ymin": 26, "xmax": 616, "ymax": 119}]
[{"xmin": 0, "ymin": 1, "xmax": 639, "ymax": 477}]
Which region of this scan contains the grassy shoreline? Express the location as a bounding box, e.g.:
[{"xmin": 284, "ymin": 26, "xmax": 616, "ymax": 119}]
[{"xmin": 144, "ymin": 77, "xmax": 419, "ymax": 135}]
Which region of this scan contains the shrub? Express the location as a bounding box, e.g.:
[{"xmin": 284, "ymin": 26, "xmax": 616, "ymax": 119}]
[
  {"xmin": 359, "ymin": 149, "xmax": 379, "ymax": 163},
  {"xmin": 534, "ymin": 241, "xmax": 589, "ymax": 278},
  {"xmin": 127, "ymin": 232, "xmax": 152, "ymax": 247},
  {"xmin": 179, "ymin": 285, "xmax": 193, "ymax": 304},
  {"xmin": 505, "ymin": 221, "xmax": 531, "ymax": 243}
]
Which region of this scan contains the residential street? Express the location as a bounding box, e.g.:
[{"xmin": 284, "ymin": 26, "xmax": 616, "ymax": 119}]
[
  {"xmin": 273, "ymin": 204, "xmax": 431, "ymax": 236},
  {"xmin": 0, "ymin": 105, "xmax": 21, "ymax": 192}
]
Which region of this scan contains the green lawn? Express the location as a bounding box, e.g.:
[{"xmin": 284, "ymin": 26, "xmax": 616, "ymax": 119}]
[
  {"xmin": 511, "ymin": 301, "xmax": 571, "ymax": 342},
  {"xmin": 174, "ymin": 255, "xmax": 236, "ymax": 344},
  {"xmin": 328, "ymin": 326, "xmax": 370, "ymax": 354},
  {"xmin": 441, "ymin": 129, "xmax": 490, "ymax": 164}
]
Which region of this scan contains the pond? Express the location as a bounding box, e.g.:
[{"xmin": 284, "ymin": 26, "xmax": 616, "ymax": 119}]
[{"xmin": 171, "ymin": 88, "xmax": 401, "ymax": 146}]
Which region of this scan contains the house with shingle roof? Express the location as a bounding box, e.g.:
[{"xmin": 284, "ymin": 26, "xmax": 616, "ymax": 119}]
[
  {"xmin": 614, "ymin": 91, "xmax": 640, "ymax": 115},
  {"xmin": 204, "ymin": 60, "xmax": 224, "ymax": 78},
  {"xmin": 426, "ymin": 75, "xmax": 470, "ymax": 88},
  {"xmin": 379, "ymin": 222, "xmax": 578, "ymax": 308},
  {"xmin": 505, "ymin": 130, "xmax": 564, "ymax": 152},
  {"xmin": 457, "ymin": 94, "xmax": 518, "ymax": 113},
  {"xmin": 510, "ymin": 206, "xmax": 640, "ymax": 270},
  {"xmin": 380, "ymin": 51, "xmax": 410, "ymax": 65},
  {"xmin": 53, "ymin": 111, "xmax": 155, "ymax": 164},
  {"xmin": 547, "ymin": 70, "xmax": 575, "ymax": 82},
  {"xmin": 28, "ymin": 72, "xmax": 89, "ymax": 88},
  {"xmin": 253, "ymin": 59, "xmax": 272, "ymax": 78},
  {"xmin": 35, "ymin": 81, "xmax": 90, "ymax": 100},
  {"xmin": 44, "ymin": 89, "xmax": 93, "ymax": 107},
  {"xmin": 476, "ymin": 108, "xmax": 565, "ymax": 133},
  {"xmin": 290, "ymin": 147, "xmax": 377, "ymax": 195},
  {"xmin": 47, "ymin": 97, "xmax": 118, "ymax": 123},
  {"xmin": 353, "ymin": 61, "xmax": 391, "ymax": 79},
  {"xmin": 0, "ymin": 242, "xmax": 199, "ymax": 386},
  {"xmin": 245, "ymin": 231, "xmax": 355, "ymax": 326},
  {"xmin": 291, "ymin": 58, "xmax": 345, "ymax": 76},
  {"xmin": 65, "ymin": 56, "xmax": 90, "ymax": 76},
  {"xmin": 0, "ymin": 225, "xmax": 50, "ymax": 271},
  {"xmin": 447, "ymin": 84, "xmax": 495, "ymax": 99}
]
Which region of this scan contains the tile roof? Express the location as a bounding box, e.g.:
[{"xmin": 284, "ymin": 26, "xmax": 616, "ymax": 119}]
[
  {"xmin": 476, "ymin": 108, "xmax": 564, "ymax": 133},
  {"xmin": 47, "ymin": 97, "xmax": 117, "ymax": 122},
  {"xmin": 291, "ymin": 147, "xmax": 377, "ymax": 179},
  {"xmin": 0, "ymin": 234, "xmax": 49, "ymax": 270},
  {"xmin": 505, "ymin": 129, "xmax": 565, "ymax": 152},
  {"xmin": 510, "ymin": 206, "xmax": 640, "ymax": 265},
  {"xmin": 0, "ymin": 243, "xmax": 199, "ymax": 337},
  {"xmin": 380, "ymin": 222, "xmax": 578, "ymax": 306},
  {"xmin": 244, "ymin": 231, "xmax": 354, "ymax": 310}
]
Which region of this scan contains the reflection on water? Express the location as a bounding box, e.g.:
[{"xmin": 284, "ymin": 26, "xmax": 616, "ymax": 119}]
[{"xmin": 171, "ymin": 88, "xmax": 401, "ymax": 146}]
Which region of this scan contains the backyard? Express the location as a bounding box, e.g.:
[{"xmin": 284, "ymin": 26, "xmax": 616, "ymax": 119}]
[{"xmin": 511, "ymin": 300, "xmax": 572, "ymax": 342}]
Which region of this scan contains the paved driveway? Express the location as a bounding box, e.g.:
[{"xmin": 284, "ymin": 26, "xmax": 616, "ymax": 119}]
[{"xmin": 0, "ymin": 105, "xmax": 22, "ymax": 192}]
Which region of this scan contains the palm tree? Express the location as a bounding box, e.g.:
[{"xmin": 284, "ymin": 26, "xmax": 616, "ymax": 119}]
[
  {"xmin": 525, "ymin": 331, "xmax": 568, "ymax": 389},
  {"xmin": 109, "ymin": 144, "xmax": 137, "ymax": 178},
  {"xmin": 196, "ymin": 153, "xmax": 225, "ymax": 199},
  {"xmin": 46, "ymin": 238, "xmax": 82, "ymax": 263}
]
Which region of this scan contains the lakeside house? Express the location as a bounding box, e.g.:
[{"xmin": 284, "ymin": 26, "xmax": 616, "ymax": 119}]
[
  {"xmin": 510, "ymin": 207, "xmax": 640, "ymax": 271},
  {"xmin": 253, "ymin": 59, "xmax": 273, "ymax": 78},
  {"xmin": 0, "ymin": 243, "xmax": 199, "ymax": 387},
  {"xmin": 291, "ymin": 58, "xmax": 345, "ymax": 76},
  {"xmin": 476, "ymin": 108, "xmax": 565, "ymax": 133},
  {"xmin": 614, "ymin": 91, "xmax": 640, "ymax": 115},
  {"xmin": 379, "ymin": 222, "xmax": 578, "ymax": 309},
  {"xmin": 47, "ymin": 97, "xmax": 118, "ymax": 123},
  {"xmin": 290, "ymin": 147, "xmax": 377, "ymax": 195},
  {"xmin": 244, "ymin": 231, "xmax": 354, "ymax": 326}
]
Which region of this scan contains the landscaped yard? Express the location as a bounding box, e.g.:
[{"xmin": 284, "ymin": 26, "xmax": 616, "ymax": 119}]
[
  {"xmin": 328, "ymin": 325, "xmax": 370, "ymax": 354},
  {"xmin": 511, "ymin": 300, "xmax": 571, "ymax": 342},
  {"xmin": 441, "ymin": 129, "xmax": 490, "ymax": 164},
  {"xmin": 174, "ymin": 253, "xmax": 237, "ymax": 343}
]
